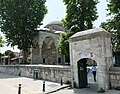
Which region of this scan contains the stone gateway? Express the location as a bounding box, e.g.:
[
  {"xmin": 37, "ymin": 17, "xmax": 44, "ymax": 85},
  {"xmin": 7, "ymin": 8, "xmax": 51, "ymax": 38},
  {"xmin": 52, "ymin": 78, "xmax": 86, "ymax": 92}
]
[{"xmin": 69, "ymin": 28, "xmax": 113, "ymax": 90}]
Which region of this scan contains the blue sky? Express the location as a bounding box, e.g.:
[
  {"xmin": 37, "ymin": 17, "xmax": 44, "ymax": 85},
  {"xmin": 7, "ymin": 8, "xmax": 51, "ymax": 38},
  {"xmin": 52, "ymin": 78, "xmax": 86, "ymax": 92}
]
[{"xmin": 0, "ymin": 0, "xmax": 108, "ymax": 53}]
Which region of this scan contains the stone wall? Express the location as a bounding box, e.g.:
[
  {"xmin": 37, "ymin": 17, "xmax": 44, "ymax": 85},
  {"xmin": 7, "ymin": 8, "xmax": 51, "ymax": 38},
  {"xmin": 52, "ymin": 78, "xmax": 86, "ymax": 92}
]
[
  {"xmin": 0, "ymin": 65, "xmax": 71, "ymax": 83},
  {"xmin": 109, "ymin": 67, "xmax": 120, "ymax": 88},
  {"xmin": 32, "ymin": 31, "xmax": 65, "ymax": 65},
  {"xmin": 69, "ymin": 28, "xmax": 112, "ymax": 90},
  {"xmin": 0, "ymin": 64, "xmax": 120, "ymax": 89}
]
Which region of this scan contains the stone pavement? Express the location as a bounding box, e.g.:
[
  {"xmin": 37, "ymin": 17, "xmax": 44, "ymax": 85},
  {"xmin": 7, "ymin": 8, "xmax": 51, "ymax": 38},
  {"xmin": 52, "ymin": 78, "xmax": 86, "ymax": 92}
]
[
  {"xmin": 0, "ymin": 72, "xmax": 120, "ymax": 94},
  {"xmin": 54, "ymin": 88, "xmax": 120, "ymax": 94},
  {"xmin": 0, "ymin": 73, "xmax": 68, "ymax": 94}
]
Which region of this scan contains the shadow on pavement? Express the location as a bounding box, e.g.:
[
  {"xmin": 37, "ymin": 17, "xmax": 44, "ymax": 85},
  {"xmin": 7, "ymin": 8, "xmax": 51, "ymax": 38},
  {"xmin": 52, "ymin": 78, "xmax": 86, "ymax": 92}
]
[{"xmin": 73, "ymin": 83, "xmax": 98, "ymax": 94}]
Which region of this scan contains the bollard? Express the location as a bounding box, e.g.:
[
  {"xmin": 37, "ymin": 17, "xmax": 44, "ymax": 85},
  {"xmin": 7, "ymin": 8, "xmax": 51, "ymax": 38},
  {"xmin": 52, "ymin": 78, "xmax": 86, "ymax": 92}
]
[
  {"xmin": 18, "ymin": 84, "xmax": 21, "ymax": 94},
  {"xmin": 42, "ymin": 80, "xmax": 45, "ymax": 92},
  {"xmin": 60, "ymin": 77, "xmax": 63, "ymax": 86}
]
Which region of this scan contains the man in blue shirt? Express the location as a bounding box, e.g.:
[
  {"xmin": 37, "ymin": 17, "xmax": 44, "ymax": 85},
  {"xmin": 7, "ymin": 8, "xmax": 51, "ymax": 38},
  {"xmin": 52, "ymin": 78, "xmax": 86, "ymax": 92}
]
[{"xmin": 91, "ymin": 65, "xmax": 97, "ymax": 82}]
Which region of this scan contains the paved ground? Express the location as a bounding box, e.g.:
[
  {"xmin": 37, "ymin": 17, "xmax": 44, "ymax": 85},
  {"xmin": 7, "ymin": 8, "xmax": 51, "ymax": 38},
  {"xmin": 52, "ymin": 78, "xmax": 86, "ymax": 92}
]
[
  {"xmin": 0, "ymin": 73, "xmax": 67, "ymax": 94},
  {"xmin": 54, "ymin": 88, "xmax": 120, "ymax": 94},
  {"xmin": 54, "ymin": 70, "xmax": 120, "ymax": 94},
  {"xmin": 0, "ymin": 72, "xmax": 120, "ymax": 94}
]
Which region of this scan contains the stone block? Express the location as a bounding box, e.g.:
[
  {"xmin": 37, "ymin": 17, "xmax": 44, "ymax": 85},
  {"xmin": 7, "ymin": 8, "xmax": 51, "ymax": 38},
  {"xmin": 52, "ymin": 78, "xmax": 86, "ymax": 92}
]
[
  {"xmin": 110, "ymin": 80, "xmax": 114, "ymax": 84},
  {"xmin": 117, "ymin": 75, "xmax": 120, "ymax": 80},
  {"xmin": 111, "ymin": 80, "xmax": 119, "ymax": 84},
  {"xmin": 110, "ymin": 75, "xmax": 116, "ymax": 80}
]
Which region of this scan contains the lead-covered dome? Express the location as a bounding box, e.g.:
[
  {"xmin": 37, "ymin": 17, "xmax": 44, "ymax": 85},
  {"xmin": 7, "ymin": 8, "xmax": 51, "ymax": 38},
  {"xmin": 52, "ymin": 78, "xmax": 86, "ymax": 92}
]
[{"xmin": 44, "ymin": 20, "xmax": 65, "ymax": 32}]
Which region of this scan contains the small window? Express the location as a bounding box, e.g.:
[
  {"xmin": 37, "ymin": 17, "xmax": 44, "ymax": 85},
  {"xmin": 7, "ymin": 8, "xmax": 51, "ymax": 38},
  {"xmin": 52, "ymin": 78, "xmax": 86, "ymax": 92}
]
[
  {"xmin": 43, "ymin": 58, "xmax": 45, "ymax": 63},
  {"xmin": 58, "ymin": 57, "xmax": 61, "ymax": 64}
]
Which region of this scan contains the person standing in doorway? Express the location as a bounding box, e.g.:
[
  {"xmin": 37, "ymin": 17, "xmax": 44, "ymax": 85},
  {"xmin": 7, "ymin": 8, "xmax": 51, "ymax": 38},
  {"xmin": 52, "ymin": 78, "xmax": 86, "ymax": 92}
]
[{"xmin": 91, "ymin": 65, "xmax": 97, "ymax": 82}]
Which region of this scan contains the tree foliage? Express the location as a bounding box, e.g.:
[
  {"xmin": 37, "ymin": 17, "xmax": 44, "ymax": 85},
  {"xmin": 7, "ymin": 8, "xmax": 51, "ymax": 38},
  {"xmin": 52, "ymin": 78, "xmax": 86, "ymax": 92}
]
[
  {"xmin": 100, "ymin": 0, "xmax": 120, "ymax": 66},
  {"xmin": 0, "ymin": 0, "xmax": 47, "ymax": 63},
  {"xmin": 62, "ymin": 0, "xmax": 98, "ymax": 33},
  {"xmin": 107, "ymin": 0, "xmax": 120, "ymax": 15},
  {"xmin": 59, "ymin": 0, "xmax": 98, "ymax": 57},
  {"xmin": 4, "ymin": 50, "xmax": 15, "ymax": 58},
  {"xmin": 101, "ymin": 0, "xmax": 120, "ymax": 53},
  {"xmin": 0, "ymin": 52, "xmax": 3, "ymax": 58},
  {"xmin": 59, "ymin": 31, "xmax": 71, "ymax": 57},
  {"xmin": 0, "ymin": 35, "xmax": 4, "ymax": 47}
]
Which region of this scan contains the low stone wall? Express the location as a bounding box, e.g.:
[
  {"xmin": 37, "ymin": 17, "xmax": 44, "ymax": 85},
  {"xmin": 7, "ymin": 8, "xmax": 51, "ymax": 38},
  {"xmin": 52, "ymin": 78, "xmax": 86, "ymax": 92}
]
[
  {"xmin": 0, "ymin": 65, "xmax": 71, "ymax": 83},
  {"xmin": 109, "ymin": 67, "xmax": 120, "ymax": 88}
]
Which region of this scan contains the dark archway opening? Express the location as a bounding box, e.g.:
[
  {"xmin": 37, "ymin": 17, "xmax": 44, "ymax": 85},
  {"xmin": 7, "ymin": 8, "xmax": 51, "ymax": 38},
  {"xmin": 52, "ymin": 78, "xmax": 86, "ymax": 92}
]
[
  {"xmin": 77, "ymin": 58, "xmax": 98, "ymax": 89},
  {"xmin": 77, "ymin": 58, "xmax": 88, "ymax": 88}
]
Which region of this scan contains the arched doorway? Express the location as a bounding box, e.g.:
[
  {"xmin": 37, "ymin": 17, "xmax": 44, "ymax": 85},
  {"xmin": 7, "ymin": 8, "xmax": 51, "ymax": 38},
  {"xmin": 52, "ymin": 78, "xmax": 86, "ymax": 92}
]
[
  {"xmin": 42, "ymin": 36, "xmax": 57, "ymax": 64},
  {"xmin": 77, "ymin": 58, "xmax": 98, "ymax": 88},
  {"xmin": 69, "ymin": 28, "xmax": 113, "ymax": 90}
]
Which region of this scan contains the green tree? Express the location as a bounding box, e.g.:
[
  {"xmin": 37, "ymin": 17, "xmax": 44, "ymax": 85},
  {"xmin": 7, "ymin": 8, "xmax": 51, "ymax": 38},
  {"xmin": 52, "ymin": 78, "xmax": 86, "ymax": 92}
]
[
  {"xmin": 0, "ymin": 52, "xmax": 3, "ymax": 57},
  {"xmin": 4, "ymin": 50, "xmax": 15, "ymax": 58},
  {"xmin": 101, "ymin": 19, "xmax": 120, "ymax": 53},
  {"xmin": 0, "ymin": 0, "xmax": 47, "ymax": 63},
  {"xmin": 59, "ymin": 31, "xmax": 71, "ymax": 57},
  {"xmin": 101, "ymin": 0, "xmax": 120, "ymax": 66},
  {"xmin": 0, "ymin": 52, "xmax": 3, "ymax": 63},
  {"xmin": 0, "ymin": 35, "xmax": 4, "ymax": 60},
  {"xmin": 59, "ymin": 0, "xmax": 98, "ymax": 60},
  {"xmin": 101, "ymin": 0, "xmax": 120, "ymax": 53},
  {"xmin": 0, "ymin": 35, "xmax": 4, "ymax": 47},
  {"xmin": 62, "ymin": 0, "xmax": 98, "ymax": 33}
]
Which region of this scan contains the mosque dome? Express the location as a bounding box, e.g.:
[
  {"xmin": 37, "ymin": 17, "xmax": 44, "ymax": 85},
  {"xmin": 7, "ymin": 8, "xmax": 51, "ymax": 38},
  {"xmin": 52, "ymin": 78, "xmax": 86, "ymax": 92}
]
[{"xmin": 44, "ymin": 20, "xmax": 65, "ymax": 32}]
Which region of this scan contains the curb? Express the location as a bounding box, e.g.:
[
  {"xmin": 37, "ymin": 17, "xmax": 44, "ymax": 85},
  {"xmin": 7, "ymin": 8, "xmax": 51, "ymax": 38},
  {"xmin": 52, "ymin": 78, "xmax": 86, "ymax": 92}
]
[{"xmin": 45, "ymin": 85, "xmax": 71, "ymax": 94}]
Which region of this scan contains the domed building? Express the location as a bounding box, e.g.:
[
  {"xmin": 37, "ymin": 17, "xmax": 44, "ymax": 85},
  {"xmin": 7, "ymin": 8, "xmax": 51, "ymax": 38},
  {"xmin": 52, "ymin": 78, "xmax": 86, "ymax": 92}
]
[
  {"xmin": 44, "ymin": 20, "xmax": 65, "ymax": 32},
  {"xmin": 30, "ymin": 20, "xmax": 67, "ymax": 65}
]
